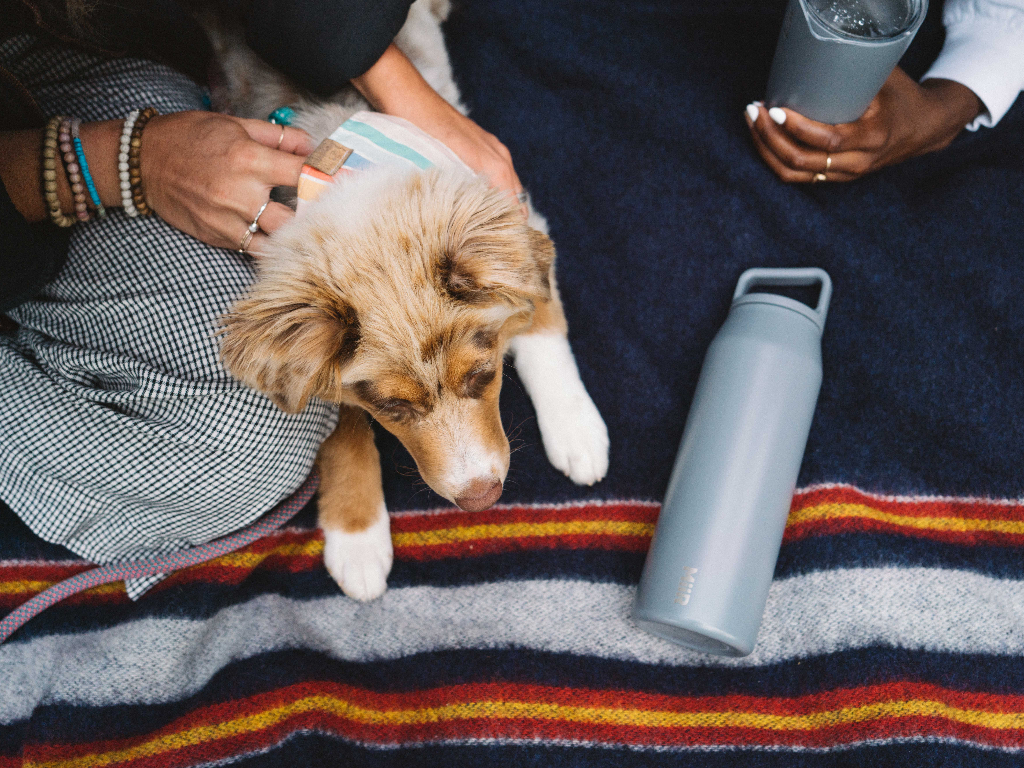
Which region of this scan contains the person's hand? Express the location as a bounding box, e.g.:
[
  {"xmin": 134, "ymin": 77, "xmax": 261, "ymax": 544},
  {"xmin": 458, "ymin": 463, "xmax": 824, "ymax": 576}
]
[
  {"xmin": 398, "ymin": 97, "xmax": 525, "ymax": 204},
  {"xmin": 140, "ymin": 112, "xmax": 315, "ymax": 254},
  {"xmin": 744, "ymin": 67, "xmax": 983, "ymax": 183},
  {"xmin": 352, "ymin": 44, "xmax": 526, "ymax": 214}
]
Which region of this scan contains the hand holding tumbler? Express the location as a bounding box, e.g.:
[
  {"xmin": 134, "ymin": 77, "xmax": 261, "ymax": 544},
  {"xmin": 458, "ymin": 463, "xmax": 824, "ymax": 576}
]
[
  {"xmin": 632, "ymin": 268, "xmax": 831, "ymax": 657},
  {"xmin": 765, "ymin": 0, "xmax": 927, "ymax": 124}
]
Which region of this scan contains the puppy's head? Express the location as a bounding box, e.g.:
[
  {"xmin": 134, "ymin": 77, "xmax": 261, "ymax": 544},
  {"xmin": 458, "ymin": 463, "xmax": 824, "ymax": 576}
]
[{"xmin": 221, "ymin": 167, "xmax": 554, "ymax": 510}]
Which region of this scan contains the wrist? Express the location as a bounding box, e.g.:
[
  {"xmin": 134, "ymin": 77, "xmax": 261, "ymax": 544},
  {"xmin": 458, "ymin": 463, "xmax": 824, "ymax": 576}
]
[
  {"xmin": 920, "ymin": 78, "xmax": 983, "ymax": 145},
  {"xmin": 77, "ymin": 120, "xmax": 133, "ymax": 209}
]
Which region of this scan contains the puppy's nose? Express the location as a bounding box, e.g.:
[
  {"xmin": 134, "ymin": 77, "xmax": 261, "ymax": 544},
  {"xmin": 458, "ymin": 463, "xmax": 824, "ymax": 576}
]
[{"xmin": 454, "ymin": 478, "xmax": 503, "ymax": 512}]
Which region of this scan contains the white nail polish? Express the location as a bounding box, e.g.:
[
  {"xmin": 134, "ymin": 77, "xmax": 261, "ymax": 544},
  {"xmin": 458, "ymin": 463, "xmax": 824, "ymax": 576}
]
[
  {"xmin": 754, "ymin": 101, "xmax": 764, "ymax": 106},
  {"xmin": 769, "ymin": 107, "xmax": 787, "ymax": 125},
  {"xmin": 745, "ymin": 103, "xmax": 759, "ymax": 123}
]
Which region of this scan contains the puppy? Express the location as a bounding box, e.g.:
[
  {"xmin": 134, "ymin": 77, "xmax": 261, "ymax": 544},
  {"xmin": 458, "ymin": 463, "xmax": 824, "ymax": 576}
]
[{"xmin": 215, "ymin": 2, "xmax": 609, "ymax": 601}]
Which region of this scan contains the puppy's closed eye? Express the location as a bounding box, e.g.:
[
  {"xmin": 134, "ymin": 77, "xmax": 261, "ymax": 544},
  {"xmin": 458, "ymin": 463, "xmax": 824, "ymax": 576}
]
[
  {"xmin": 378, "ymin": 399, "xmax": 420, "ymax": 421},
  {"xmin": 353, "ymin": 380, "xmax": 429, "ymax": 422},
  {"xmin": 464, "ymin": 368, "xmax": 496, "ymax": 398}
]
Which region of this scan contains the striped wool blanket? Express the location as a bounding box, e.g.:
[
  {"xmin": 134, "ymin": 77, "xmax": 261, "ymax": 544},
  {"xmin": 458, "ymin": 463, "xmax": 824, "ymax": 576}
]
[
  {"xmin": 3, "ymin": 0, "xmax": 1024, "ymax": 764},
  {"xmin": 2, "ymin": 488, "xmax": 1024, "ymax": 765}
]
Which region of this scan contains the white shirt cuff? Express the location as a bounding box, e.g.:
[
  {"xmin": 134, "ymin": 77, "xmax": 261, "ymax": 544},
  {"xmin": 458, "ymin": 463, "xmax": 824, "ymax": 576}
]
[{"xmin": 922, "ymin": 11, "xmax": 1024, "ymax": 130}]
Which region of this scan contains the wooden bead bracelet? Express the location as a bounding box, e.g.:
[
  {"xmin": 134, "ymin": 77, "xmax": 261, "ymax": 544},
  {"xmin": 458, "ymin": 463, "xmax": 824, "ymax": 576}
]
[
  {"xmin": 128, "ymin": 107, "xmax": 158, "ymax": 217},
  {"xmin": 42, "ymin": 116, "xmax": 75, "ymax": 228},
  {"xmin": 58, "ymin": 117, "xmax": 91, "ymax": 222}
]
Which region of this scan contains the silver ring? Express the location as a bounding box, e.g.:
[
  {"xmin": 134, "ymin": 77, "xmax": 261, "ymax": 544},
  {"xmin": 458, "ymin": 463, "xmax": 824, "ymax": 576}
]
[
  {"xmin": 276, "ymin": 124, "xmax": 286, "ymax": 150},
  {"xmin": 516, "ymin": 191, "xmax": 528, "ymax": 205},
  {"xmin": 249, "ymin": 200, "xmax": 270, "ymax": 234}
]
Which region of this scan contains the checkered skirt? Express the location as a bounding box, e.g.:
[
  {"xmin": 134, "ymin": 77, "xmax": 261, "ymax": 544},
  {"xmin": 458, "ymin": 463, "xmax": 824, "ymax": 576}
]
[{"xmin": 0, "ymin": 36, "xmax": 337, "ymax": 597}]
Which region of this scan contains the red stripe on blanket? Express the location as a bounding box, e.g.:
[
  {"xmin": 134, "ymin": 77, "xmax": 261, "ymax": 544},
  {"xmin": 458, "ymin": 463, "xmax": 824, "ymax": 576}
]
[
  {"xmin": 4, "ymin": 487, "xmax": 1024, "ymax": 612},
  {"xmin": 22, "ymin": 680, "xmax": 1024, "ymax": 766}
]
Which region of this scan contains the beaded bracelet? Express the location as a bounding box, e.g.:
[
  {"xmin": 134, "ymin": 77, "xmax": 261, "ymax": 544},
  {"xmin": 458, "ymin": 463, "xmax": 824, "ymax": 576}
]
[
  {"xmin": 41, "ymin": 116, "xmax": 75, "ymax": 228},
  {"xmin": 128, "ymin": 107, "xmax": 158, "ymax": 217},
  {"xmin": 71, "ymin": 118, "xmax": 105, "ymax": 219},
  {"xmin": 58, "ymin": 117, "xmax": 90, "ymax": 223},
  {"xmin": 119, "ymin": 109, "xmax": 140, "ymax": 217}
]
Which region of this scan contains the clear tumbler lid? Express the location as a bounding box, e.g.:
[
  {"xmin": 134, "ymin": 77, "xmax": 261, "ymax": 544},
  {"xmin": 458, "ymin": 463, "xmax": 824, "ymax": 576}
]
[{"xmin": 805, "ymin": 0, "xmax": 925, "ymax": 39}]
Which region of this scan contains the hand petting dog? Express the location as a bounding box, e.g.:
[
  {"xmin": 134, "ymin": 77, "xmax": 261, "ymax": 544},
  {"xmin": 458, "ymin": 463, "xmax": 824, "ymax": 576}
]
[
  {"xmin": 354, "ymin": 44, "xmax": 528, "ymax": 214},
  {"xmin": 142, "ymin": 112, "xmax": 314, "ymax": 255}
]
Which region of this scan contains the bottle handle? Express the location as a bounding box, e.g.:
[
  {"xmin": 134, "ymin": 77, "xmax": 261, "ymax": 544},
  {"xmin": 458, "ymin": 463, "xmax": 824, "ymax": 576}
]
[{"xmin": 733, "ymin": 267, "xmax": 832, "ymax": 326}]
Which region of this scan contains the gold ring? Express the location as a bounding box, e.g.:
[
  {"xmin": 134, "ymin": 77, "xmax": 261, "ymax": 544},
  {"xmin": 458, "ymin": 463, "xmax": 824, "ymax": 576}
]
[
  {"xmin": 813, "ymin": 172, "xmax": 827, "ymax": 183},
  {"xmin": 238, "ymin": 228, "xmax": 254, "ymax": 254},
  {"xmin": 825, "ymin": 154, "xmax": 832, "ymax": 172},
  {"xmin": 276, "ymin": 125, "xmax": 286, "ymax": 150}
]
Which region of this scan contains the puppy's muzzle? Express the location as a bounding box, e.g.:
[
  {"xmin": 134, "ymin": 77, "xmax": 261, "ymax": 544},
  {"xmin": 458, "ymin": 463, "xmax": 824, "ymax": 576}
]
[{"xmin": 455, "ymin": 477, "xmax": 503, "ymax": 512}]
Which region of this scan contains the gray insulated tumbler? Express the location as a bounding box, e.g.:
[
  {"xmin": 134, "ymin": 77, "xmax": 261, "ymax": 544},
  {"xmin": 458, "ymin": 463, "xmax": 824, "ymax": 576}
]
[
  {"xmin": 632, "ymin": 267, "xmax": 832, "ymax": 657},
  {"xmin": 765, "ymin": 0, "xmax": 927, "ymax": 124}
]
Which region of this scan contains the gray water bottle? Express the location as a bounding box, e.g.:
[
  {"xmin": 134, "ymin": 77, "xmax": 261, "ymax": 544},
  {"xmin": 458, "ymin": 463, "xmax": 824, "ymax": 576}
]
[
  {"xmin": 632, "ymin": 267, "xmax": 831, "ymax": 657},
  {"xmin": 765, "ymin": 0, "xmax": 927, "ymax": 124}
]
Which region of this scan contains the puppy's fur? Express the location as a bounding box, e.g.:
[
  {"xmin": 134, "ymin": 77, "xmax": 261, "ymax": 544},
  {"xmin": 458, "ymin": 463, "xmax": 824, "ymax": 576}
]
[{"xmin": 215, "ymin": 1, "xmax": 609, "ymax": 601}]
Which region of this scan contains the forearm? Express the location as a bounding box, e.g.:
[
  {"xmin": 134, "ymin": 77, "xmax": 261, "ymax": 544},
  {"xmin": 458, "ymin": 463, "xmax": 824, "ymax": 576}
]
[
  {"xmin": 351, "ymin": 44, "xmax": 446, "ymax": 121},
  {"xmin": 0, "ymin": 121, "xmax": 124, "ymax": 223}
]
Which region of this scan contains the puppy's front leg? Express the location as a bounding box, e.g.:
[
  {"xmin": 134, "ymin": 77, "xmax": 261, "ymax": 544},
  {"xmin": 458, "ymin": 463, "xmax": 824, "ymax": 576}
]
[
  {"xmin": 317, "ymin": 406, "xmax": 393, "ymax": 601},
  {"xmin": 509, "ymin": 269, "xmax": 610, "ymax": 486}
]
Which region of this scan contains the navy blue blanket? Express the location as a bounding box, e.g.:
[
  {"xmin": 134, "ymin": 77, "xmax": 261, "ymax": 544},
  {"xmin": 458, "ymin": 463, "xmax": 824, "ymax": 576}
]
[
  {"xmin": 426, "ymin": 0, "xmax": 1024, "ymax": 507},
  {"xmin": 2, "ymin": 0, "xmax": 1024, "ymax": 765}
]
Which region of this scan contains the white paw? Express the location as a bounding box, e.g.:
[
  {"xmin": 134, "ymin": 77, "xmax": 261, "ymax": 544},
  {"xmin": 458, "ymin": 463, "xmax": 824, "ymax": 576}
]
[
  {"xmin": 322, "ymin": 504, "xmax": 393, "ymax": 601},
  {"xmin": 510, "ymin": 333, "xmax": 610, "ymax": 486},
  {"xmin": 537, "ymin": 388, "xmax": 610, "ymax": 485}
]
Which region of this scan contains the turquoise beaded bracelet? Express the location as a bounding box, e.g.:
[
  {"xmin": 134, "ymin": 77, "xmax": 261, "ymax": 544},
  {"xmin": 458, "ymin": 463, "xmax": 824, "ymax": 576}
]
[{"xmin": 71, "ymin": 119, "xmax": 105, "ymax": 219}]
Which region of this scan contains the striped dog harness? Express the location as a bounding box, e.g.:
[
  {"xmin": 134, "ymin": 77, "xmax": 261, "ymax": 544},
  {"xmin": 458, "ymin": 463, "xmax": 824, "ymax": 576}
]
[{"xmin": 296, "ymin": 111, "xmax": 472, "ymax": 213}]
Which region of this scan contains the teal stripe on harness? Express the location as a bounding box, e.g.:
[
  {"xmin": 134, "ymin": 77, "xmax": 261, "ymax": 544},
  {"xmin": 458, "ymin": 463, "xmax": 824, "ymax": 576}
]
[{"xmin": 343, "ymin": 119, "xmax": 434, "ymax": 170}]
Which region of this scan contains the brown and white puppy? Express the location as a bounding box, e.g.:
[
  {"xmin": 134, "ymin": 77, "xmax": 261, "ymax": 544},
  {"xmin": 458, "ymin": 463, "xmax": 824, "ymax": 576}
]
[
  {"xmin": 214, "ymin": 2, "xmax": 608, "ymax": 601},
  {"xmin": 220, "ymin": 164, "xmax": 608, "ymax": 599}
]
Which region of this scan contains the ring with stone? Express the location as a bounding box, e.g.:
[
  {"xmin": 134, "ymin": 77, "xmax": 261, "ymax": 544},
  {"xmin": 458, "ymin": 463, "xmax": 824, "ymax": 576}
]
[
  {"xmin": 238, "ymin": 201, "xmax": 270, "ymax": 253},
  {"xmin": 249, "ymin": 200, "xmax": 270, "ymax": 233}
]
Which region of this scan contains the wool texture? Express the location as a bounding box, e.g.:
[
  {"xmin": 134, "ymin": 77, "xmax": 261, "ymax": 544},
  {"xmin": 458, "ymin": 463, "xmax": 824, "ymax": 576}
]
[{"xmin": 2, "ymin": 0, "xmax": 1024, "ymax": 764}]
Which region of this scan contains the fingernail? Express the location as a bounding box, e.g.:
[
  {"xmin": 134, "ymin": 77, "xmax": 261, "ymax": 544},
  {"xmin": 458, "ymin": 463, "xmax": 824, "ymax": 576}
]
[
  {"xmin": 754, "ymin": 101, "xmax": 763, "ymax": 106},
  {"xmin": 745, "ymin": 103, "xmax": 759, "ymax": 123},
  {"xmin": 769, "ymin": 107, "xmax": 787, "ymax": 125}
]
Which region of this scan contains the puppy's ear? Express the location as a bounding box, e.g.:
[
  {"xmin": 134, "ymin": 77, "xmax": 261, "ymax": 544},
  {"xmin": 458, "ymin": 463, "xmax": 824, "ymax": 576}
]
[
  {"xmin": 220, "ymin": 290, "xmax": 360, "ymax": 413},
  {"xmin": 441, "ymin": 225, "xmax": 555, "ymax": 306}
]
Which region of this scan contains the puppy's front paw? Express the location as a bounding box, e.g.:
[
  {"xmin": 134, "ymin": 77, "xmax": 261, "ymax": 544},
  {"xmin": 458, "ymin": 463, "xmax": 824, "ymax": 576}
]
[
  {"xmin": 538, "ymin": 389, "xmax": 610, "ymax": 485},
  {"xmin": 511, "ymin": 333, "xmax": 610, "ymax": 486},
  {"xmin": 322, "ymin": 504, "xmax": 393, "ymax": 601}
]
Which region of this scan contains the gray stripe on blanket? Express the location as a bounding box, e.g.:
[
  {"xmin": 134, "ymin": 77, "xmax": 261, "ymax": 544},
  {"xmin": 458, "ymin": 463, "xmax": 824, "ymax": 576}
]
[{"xmin": 2, "ymin": 567, "xmax": 1024, "ymax": 721}]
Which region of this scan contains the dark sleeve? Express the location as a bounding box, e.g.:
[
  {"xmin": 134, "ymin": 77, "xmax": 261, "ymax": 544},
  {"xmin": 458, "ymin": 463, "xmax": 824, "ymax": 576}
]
[
  {"xmin": 241, "ymin": 0, "xmax": 416, "ymax": 98},
  {"xmin": 0, "ymin": 176, "xmax": 68, "ymax": 313}
]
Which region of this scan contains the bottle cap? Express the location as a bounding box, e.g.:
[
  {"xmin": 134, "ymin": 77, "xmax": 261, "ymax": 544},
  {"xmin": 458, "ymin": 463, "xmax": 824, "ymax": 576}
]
[{"xmin": 732, "ymin": 267, "xmax": 832, "ymax": 334}]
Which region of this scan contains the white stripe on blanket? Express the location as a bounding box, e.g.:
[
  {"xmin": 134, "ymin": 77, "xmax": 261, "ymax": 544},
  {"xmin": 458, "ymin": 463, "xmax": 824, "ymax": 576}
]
[{"xmin": 3, "ymin": 567, "xmax": 1024, "ymax": 721}]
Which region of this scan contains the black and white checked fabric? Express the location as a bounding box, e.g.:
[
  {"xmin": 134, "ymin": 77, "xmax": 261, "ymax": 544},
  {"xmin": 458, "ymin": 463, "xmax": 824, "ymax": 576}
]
[{"xmin": 0, "ymin": 37, "xmax": 338, "ymax": 597}]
